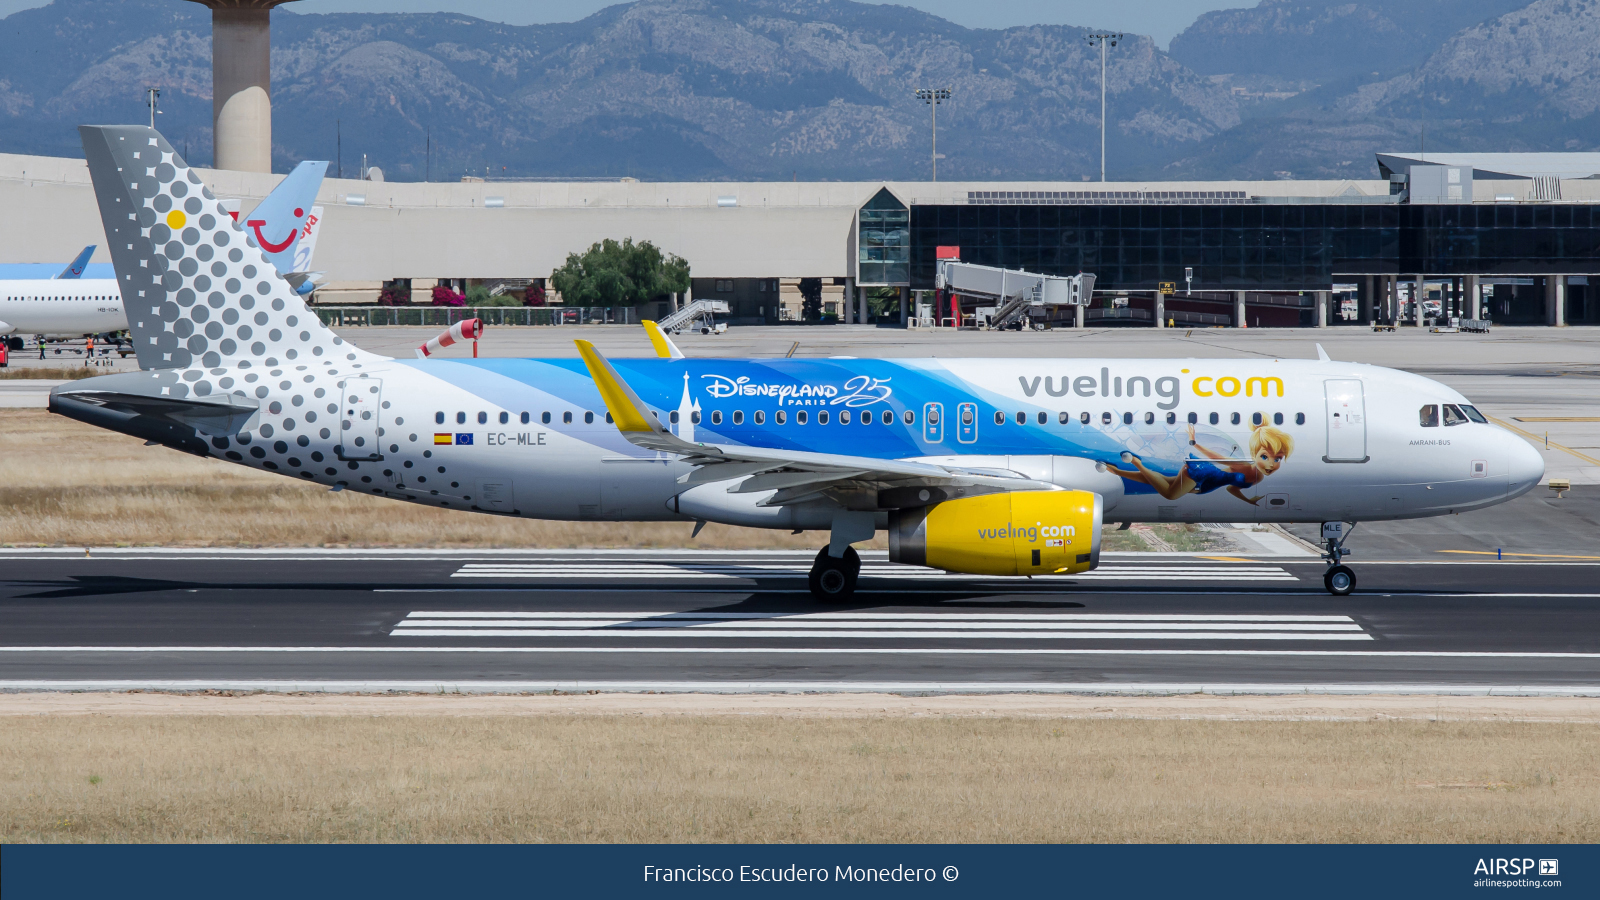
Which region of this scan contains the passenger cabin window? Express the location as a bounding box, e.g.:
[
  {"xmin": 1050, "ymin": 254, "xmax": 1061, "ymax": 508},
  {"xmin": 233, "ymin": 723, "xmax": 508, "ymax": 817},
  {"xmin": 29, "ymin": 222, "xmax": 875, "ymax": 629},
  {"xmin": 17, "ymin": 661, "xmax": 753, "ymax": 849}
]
[
  {"xmin": 732, "ymin": 410, "xmax": 746, "ymax": 425},
  {"xmin": 456, "ymin": 412, "xmax": 467, "ymax": 425},
  {"xmin": 711, "ymin": 411, "xmax": 723, "ymax": 425},
  {"xmin": 670, "ymin": 411, "xmax": 680, "ymax": 423},
  {"xmin": 776, "ymin": 410, "xmax": 786, "ymax": 425},
  {"xmin": 1016, "ymin": 411, "xmax": 1026, "ymax": 425},
  {"xmin": 478, "ymin": 411, "xmax": 488, "ymax": 424},
  {"xmin": 1144, "ymin": 412, "xmax": 1155, "ymax": 425},
  {"xmin": 1295, "ymin": 412, "xmax": 1305, "ymax": 425},
  {"xmin": 797, "ymin": 411, "xmax": 807, "ymax": 424},
  {"xmin": 1080, "ymin": 412, "xmax": 1090, "ymax": 425},
  {"xmin": 754, "ymin": 411, "xmax": 764, "ymax": 425},
  {"xmin": 1443, "ymin": 404, "xmax": 1468, "ymax": 426},
  {"xmin": 498, "ymin": 412, "xmax": 508, "ymax": 424},
  {"xmin": 994, "ymin": 411, "xmax": 1005, "ymax": 426},
  {"xmin": 1419, "ymin": 405, "xmax": 1439, "ymax": 427},
  {"xmin": 1101, "ymin": 412, "xmax": 1112, "ymax": 425},
  {"xmin": 888, "ymin": 411, "xmax": 898, "ymax": 425},
  {"xmin": 960, "ymin": 408, "xmax": 972, "ymax": 425},
  {"xmin": 605, "ymin": 412, "xmax": 614, "ymax": 424},
  {"xmin": 1273, "ymin": 413, "xmax": 1283, "ymax": 425},
  {"xmin": 840, "ymin": 410, "xmax": 852, "ymax": 424},
  {"xmin": 563, "ymin": 411, "xmax": 573, "ymax": 424},
  {"xmin": 1209, "ymin": 412, "xmax": 1219, "ymax": 425},
  {"xmin": 1252, "ymin": 412, "xmax": 1263, "ymax": 426},
  {"xmin": 818, "ymin": 411, "xmax": 830, "ymax": 424},
  {"xmin": 903, "ymin": 410, "xmax": 915, "ymax": 425},
  {"xmin": 520, "ymin": 412, "xmax": 530, "ymax": 424},
  {"xmin": 584, "ymin": 411, "xmax": 594, "ymax": 424},
  {"xmin": 1122, "ymin": 412, "xmax": 1133, "ymax": 425},
  {"xmin": 1059, "ymin": 412, "xmax": 1070, "ymax": 425},
  {"xmin": 1230, "ymin": 412, "xmax": 1241, "ymax": 425},
  {"xmin": 435, "ymin": 412, "xmax": 445, "ymax": 424},
  {"xmin": 542, "ymin": 412, "xmax": 551, "ymax": 424}
]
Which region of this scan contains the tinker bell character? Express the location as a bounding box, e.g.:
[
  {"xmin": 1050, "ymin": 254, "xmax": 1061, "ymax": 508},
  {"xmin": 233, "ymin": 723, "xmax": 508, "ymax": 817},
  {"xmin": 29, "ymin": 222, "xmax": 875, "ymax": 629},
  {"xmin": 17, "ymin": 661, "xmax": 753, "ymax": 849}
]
[{"xmin": 1106, "ymin": 419, "xmax": 1294, "ymax": 506}]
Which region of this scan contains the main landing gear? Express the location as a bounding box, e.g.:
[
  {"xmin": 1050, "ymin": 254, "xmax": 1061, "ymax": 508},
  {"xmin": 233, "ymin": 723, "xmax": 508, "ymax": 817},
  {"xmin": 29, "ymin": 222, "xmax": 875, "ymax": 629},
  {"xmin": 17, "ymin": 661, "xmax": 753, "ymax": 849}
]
[
  {"xmin": 1320, "ymin": 521, "xmax": 1358, "ymax": 596},
  {"xmin": 809, "ymin": 546, "xmax": 861, "ymax": 600}
]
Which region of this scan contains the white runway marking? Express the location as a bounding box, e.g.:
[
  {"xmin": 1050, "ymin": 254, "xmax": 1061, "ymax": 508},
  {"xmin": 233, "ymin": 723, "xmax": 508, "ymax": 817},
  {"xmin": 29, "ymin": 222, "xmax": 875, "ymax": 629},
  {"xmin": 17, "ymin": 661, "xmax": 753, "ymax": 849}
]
[
  {"xmin": 448, "ymin": 563, "xmax": 1300, "ymax": 583},
  {"xmin": 388, "ymin": 611, "xmax": 1368, "ymax": 642}
]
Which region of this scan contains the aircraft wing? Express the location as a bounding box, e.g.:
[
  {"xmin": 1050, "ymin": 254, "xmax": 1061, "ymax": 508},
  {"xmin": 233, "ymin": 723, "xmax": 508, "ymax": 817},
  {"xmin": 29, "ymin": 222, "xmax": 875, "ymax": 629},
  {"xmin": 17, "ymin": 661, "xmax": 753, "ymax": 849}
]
[{"xmin": 573, "ymin": 340, "xmax": 1057, "ymax": 505}]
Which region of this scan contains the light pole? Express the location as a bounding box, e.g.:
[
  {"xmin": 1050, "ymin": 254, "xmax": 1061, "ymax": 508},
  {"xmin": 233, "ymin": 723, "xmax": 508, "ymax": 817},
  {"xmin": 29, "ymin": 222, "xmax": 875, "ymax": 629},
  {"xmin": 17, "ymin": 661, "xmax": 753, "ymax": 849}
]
[
  {"xmin": 145, "ymin": 87, "xmax": 162, "ymax": 128},
  {"xmin": 1086, "ymin": 33, "xmax": 1121, "ymax": 182},
  {"xmin": 915, "ymin": 87, "xmax": 950, "ymax": 181}
]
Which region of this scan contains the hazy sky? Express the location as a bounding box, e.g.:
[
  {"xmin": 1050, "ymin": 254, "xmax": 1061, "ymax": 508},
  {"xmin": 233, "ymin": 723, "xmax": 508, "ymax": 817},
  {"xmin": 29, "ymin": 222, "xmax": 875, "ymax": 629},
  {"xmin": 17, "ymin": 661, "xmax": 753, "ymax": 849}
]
[{"xmin": 0, "ymin": 0, "xmax": 1249, "ymax": 48}]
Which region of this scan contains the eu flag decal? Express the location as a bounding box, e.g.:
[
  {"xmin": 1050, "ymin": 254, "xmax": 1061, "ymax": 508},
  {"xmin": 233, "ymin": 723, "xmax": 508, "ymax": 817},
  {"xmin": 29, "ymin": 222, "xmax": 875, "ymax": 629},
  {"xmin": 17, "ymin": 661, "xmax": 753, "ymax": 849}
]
[{"xmin": 455, "ymin": 433, "xmax": 474, "ymax": 445}]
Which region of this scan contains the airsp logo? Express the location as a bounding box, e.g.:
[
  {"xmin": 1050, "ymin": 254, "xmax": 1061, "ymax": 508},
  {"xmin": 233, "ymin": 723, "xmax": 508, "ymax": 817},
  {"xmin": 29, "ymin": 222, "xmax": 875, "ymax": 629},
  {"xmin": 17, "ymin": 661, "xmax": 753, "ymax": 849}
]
[
  {"xmin": 1473, "ymin": 858, "xmax": 1547, "ymax": 876},
  {"xmin": 1540, "ymin": 860, "xmax": 1559, "ymax": 876}
]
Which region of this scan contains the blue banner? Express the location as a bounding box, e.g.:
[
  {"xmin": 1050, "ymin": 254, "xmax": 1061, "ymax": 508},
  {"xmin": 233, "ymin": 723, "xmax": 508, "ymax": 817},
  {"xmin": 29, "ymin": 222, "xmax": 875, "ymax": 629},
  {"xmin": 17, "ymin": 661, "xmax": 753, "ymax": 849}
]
[{"xmin": 2, "ymin": 844, "xmax": 1592, "ymax": 898}]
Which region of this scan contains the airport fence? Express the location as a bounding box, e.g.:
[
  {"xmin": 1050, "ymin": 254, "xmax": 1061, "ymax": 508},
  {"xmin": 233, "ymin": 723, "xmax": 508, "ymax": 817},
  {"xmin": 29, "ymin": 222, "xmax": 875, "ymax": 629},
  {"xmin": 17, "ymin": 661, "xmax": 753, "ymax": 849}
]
[{"xmin": 312, "ymin": 306, "xmax": 636, "ymax": 327}]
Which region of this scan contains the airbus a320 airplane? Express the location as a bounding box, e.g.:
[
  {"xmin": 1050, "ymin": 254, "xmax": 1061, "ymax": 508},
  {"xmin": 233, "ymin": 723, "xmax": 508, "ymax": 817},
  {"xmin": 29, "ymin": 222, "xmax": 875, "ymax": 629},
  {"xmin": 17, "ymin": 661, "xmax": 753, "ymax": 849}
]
[{"xmin": 52, "ymin": 126, "xmax": 1545, "ymax": 598}]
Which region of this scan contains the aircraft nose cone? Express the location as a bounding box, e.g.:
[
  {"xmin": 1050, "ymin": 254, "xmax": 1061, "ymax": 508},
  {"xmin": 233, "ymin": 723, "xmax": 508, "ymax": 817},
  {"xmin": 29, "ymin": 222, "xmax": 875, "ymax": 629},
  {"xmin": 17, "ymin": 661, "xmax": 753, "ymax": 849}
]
[{"xmin": 1506, "ymin": 434, "xmax": 1546, "ymax": 500}]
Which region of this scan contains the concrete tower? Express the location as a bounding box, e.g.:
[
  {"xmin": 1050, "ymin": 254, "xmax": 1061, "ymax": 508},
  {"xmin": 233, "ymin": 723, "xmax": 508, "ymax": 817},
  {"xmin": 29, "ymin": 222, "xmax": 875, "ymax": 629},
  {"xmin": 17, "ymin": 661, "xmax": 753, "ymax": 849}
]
[{"xmin": 188, "ymin": 0, "xmax": 297, "ymax": 173}]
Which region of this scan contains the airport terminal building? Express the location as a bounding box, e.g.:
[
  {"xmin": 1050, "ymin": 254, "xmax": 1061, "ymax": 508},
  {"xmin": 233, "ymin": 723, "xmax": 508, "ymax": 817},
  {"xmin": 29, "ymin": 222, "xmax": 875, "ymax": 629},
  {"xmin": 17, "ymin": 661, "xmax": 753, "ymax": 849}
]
[{"xmin": 3, "ymin": 149, "xmax": 1598, "ymax": 328}]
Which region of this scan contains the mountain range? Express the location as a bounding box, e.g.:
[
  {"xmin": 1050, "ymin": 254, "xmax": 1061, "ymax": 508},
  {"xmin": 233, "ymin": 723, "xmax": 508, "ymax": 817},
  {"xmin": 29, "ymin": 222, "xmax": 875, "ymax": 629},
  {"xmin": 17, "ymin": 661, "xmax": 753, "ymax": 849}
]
[{"xmin": 0, "ymin": 0, "xmax": 1597, "ymax": 182}]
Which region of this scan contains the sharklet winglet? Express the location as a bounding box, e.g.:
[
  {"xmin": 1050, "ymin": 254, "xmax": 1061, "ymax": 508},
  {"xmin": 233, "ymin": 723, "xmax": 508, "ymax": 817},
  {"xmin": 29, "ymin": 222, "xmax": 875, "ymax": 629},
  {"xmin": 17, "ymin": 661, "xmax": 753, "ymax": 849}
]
[{"xmin": 642, "ymin": 320, "xmax": 685, "ymax": 359}]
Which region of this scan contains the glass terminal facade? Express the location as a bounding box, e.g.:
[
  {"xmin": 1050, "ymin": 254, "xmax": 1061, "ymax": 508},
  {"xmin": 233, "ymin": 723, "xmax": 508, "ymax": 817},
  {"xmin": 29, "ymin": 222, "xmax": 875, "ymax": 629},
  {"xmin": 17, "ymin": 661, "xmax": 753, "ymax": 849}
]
[
  {"xmin": 908, "ymin": 203, "xmax": 1600, "ymax": 293},
  {"xmin": 857, "ymin": 188, "xmax": 910, "ymax": 286}
]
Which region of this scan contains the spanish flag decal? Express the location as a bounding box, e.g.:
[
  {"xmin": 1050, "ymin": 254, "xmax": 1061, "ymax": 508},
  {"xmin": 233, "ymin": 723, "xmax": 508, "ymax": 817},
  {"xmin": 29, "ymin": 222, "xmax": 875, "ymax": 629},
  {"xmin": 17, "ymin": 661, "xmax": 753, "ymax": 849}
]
[{"xmin": 433, "ymin": 433, "xmax": 453, "ymax": 445}]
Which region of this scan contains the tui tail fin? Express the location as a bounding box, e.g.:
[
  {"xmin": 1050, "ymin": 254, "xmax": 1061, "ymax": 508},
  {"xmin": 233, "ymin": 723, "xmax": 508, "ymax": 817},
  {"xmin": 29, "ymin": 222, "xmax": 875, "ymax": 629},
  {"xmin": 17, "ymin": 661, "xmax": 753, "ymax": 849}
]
[{"xmin": 54, "ymin": 245, "xmax": 95, "ymax": 279}]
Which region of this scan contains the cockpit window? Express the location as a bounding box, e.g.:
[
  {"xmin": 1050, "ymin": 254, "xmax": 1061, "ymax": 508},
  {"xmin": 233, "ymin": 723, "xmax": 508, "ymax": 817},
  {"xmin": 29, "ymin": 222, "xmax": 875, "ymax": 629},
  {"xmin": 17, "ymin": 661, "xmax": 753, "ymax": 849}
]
[
  {"xmin": 1442, "ymin": 404, "xmax": 1468, "ymax": 426},
  {"xmin": 1419, "ymin": 404, "xmax": 1439, "ymax": 427},
  {"xmin": 1461, "ymin": 405, "xmax": 1488, "ymax": 424}
]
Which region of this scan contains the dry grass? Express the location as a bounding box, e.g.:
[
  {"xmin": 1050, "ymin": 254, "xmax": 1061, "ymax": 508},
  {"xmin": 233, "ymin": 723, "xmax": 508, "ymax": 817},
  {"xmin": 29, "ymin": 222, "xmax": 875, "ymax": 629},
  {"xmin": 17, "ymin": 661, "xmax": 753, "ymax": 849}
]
[
  {"xmin": 3, "ymin": 713, "xmax": 1596, "ymax": 843},
  {"xmin": 0, "ymin": 409, "xmax": 871, "ymax": 549}
]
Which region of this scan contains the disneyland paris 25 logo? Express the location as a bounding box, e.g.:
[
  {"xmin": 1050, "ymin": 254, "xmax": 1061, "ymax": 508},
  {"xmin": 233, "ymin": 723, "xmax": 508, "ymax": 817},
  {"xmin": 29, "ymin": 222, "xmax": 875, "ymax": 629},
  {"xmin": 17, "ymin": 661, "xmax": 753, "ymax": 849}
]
[{"xmin": 701, "ymin": 373, "xmax": 892, "ymax": 407}]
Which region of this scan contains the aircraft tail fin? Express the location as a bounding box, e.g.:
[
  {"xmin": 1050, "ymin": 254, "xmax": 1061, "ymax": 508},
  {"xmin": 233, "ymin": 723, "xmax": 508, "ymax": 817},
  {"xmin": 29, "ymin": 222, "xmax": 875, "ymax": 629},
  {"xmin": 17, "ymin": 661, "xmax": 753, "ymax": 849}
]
[
  {"xmin": 55, "ymin": 245, "xmax": 95, "ymax": 279},
  {"xmin": 78, "ymin": 125, "xmax": 380, "ymax": 371},
  {"xmin": 642, "ymin": 320, "xmax": 685, "ymax": 359},
  {"xmin": 244, "ymin": 160, "xmax": 328, "ymax": 276}
]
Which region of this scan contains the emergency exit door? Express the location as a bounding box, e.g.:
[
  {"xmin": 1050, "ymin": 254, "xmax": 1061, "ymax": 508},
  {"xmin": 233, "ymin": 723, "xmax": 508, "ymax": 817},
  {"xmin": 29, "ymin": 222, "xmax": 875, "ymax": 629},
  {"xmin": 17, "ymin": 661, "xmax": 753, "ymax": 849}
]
[
  {"xmin": 1323, "ymin": 379, "xmax": 1367, "ymax": 463},
  {"xmin": 338, "ymin": 376, "xmax": 384, "ymax": 461}
]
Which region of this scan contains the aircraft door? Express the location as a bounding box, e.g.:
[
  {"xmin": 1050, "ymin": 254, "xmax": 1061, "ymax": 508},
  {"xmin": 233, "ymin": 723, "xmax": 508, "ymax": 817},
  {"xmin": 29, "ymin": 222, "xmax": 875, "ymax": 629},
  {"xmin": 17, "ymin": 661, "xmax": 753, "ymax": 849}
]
[
  {"xmin": 337, "ymin": 376, "xmax": 384, "ymax": 461},
  {"xmin": 923, "ymin": 402, "xmax": 944, "ymax": 443},
  {"xmin": 1323, "ymin": 378, "xmax": 1367, "ymax": 463},
  {"xmin": 957, "ymin": 402, "xmax": 977, "ymax": 444}
]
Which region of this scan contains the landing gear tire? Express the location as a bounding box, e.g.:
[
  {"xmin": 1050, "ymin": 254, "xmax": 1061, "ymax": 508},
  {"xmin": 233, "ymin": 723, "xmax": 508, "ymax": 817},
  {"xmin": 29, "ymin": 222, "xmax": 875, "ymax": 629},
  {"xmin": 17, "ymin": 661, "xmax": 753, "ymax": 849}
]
[
  {"xmin": 809, "ymin": 546, "xmax": 861, "ymax": 600},
  {"xmin": 1324, "ymin": 565, "xmax": 1356, "ymax": 596}
]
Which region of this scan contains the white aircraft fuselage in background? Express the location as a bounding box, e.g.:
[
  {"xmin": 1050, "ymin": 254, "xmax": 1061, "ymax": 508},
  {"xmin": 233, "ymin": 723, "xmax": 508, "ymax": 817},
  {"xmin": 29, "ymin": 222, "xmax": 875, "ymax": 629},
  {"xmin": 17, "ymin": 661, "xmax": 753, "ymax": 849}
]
[
  {"xmin": 50, "ymin": 126, "xmax": 1546, "ymax": 599},
  {"xmin": 0, "ymin": 279, "xmax": 124, "ymax": 336}
]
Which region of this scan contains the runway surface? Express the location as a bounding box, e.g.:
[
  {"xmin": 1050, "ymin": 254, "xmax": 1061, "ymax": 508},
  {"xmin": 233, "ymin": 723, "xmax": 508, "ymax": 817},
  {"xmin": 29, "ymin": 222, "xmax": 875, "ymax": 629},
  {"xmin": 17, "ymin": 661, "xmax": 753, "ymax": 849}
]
[{"xmin": 3, "ymin": 549, "xmax": 1600, "ymax": 694}]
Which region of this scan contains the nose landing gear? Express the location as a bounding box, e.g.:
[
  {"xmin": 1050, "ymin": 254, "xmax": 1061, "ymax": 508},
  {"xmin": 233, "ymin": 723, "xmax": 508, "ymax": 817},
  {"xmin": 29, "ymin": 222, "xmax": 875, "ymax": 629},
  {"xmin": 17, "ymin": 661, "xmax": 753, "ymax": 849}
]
[
  {"xmin": 809, "ymin": 546, "xmax": 861, "ymax": 600},
  {"xmin": 1320, "ymin": 521, "xmax": 1358, "ymax": 596}
]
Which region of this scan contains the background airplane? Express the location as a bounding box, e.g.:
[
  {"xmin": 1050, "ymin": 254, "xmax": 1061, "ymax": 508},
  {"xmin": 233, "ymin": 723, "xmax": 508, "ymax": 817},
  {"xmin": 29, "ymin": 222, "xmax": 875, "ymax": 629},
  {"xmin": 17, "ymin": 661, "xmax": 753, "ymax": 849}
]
[
  {"xmin": 50, "ymin": 126, "xmax": 1544, "ymax": 601},
  {"xmin": 0, "ymin": 159, "xmax": 328, "ymax": 348}
]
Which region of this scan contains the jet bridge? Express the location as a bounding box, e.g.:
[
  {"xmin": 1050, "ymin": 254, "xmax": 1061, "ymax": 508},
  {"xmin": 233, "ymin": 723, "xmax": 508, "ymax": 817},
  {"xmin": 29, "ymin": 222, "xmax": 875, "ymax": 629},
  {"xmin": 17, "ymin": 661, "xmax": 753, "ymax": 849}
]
[{"xmin": 935, "ymin": 260, "xmax": 1095, "ymax": 330}]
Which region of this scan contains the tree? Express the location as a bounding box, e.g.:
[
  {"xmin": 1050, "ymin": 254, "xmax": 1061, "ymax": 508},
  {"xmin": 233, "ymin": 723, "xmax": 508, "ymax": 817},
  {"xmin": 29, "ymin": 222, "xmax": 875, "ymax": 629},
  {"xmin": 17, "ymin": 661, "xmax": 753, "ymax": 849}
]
[
  {"xmin": 550, "ymin": 238, "xmax": 690, "ymax": 307},
  {"xmin": 798, "ymin": 278, "xmax": 823, "ymax": 322}
]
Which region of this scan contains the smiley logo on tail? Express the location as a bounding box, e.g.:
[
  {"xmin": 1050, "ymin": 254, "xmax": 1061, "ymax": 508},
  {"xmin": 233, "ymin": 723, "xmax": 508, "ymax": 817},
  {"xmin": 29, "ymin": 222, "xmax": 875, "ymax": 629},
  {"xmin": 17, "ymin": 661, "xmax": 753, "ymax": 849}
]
[{"xmin": 245, "ymin": 206, "xmax": 304, "ymax": 254}]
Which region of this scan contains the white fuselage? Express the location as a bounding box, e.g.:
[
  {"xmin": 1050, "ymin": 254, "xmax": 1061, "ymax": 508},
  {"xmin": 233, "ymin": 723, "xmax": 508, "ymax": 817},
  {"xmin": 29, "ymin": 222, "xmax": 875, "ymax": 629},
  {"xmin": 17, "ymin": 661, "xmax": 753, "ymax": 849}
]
[
  {"xmin": 0, "ymin": 278, "xmax": 125, "ymax": 335},
  {"xmin": 116, "ymin": 355, "xmax": 1542, "ymax": 529}
]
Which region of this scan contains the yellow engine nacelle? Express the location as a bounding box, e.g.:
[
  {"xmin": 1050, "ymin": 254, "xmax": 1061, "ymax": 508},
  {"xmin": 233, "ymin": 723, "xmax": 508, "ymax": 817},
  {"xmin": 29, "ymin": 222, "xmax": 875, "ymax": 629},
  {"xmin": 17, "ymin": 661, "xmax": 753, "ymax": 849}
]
[{"xmin": 887, "ymin": 490, "xmax": 1103, "ymax": 576}]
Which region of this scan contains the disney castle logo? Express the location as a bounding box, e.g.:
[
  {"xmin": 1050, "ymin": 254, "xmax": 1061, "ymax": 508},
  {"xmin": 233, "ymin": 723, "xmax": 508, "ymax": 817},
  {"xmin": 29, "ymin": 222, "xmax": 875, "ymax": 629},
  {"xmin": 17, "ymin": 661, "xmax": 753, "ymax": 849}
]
[{"xmin": 700, "ymin": 374, "xmax": 892, "ymax": 407}]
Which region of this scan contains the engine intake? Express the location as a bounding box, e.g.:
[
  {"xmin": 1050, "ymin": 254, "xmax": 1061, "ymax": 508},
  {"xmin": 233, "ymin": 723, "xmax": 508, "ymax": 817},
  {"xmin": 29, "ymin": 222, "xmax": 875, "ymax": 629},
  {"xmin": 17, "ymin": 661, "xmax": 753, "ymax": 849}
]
[{"xmin": 888, "ymin": 490, "xmax": 1102, "ymax": 576}]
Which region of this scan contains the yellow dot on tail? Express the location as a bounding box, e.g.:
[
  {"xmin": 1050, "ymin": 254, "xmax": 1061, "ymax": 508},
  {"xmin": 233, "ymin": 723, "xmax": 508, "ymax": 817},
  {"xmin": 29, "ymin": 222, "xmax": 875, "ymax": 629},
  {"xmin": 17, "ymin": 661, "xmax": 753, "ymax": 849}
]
[{"xmin": 166, "ymin": 210, "xmax": 186, "ymax": 230}]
